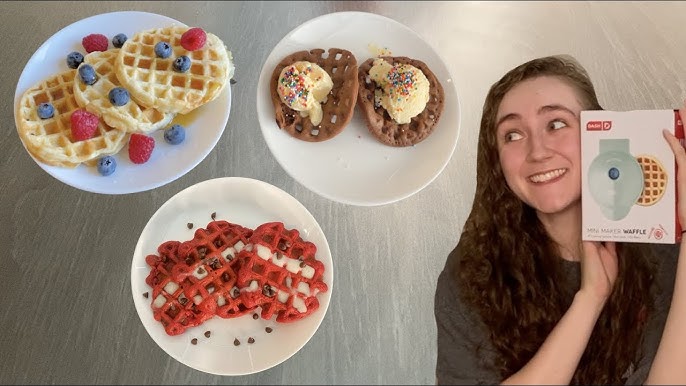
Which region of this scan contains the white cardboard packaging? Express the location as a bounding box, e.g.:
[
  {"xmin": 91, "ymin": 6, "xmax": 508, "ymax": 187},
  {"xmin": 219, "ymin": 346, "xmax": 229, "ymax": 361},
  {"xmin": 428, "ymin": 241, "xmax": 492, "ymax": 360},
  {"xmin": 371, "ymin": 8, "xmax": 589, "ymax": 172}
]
[{"xmin": 581, "ymin": 109, "xmax": 682, "ymax": 244}]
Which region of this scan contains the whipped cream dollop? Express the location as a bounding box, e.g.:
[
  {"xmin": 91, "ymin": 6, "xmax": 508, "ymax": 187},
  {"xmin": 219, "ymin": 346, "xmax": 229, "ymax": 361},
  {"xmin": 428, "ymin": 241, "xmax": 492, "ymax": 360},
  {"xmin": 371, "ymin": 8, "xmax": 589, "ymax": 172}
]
[
  {"xmin": 368, "ymin": 58, "xmax": 430, "ymax": 124},
  {"xmin": 277, "ymin": 61, "xmax": 333, "ymax": 126}
]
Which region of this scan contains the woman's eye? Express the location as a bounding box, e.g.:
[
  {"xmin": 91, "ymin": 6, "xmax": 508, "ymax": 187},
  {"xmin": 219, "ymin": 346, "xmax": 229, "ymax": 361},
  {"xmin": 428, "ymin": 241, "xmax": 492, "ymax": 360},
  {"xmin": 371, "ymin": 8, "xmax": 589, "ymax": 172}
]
[
  {"xmin": 504, "ymin": 131, "xmax": 523, "ymax": 142},
  {"xmin": 550, "ymin": 120, "xmax": 567, "ymax": 130}
]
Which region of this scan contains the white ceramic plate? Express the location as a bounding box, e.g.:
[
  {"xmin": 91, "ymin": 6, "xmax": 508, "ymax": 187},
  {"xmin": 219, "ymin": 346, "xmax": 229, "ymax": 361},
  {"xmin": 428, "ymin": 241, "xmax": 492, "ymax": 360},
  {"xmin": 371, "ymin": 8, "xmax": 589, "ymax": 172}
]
[
  {"xmin": 13, "ymin": 11, "xmax": 232, "ymax": 194},
  {"xmin": 256, "ymin": 11, "xmax": 460, "ymax": 206},
  {"xmin": 131, "ymin": 177, "xmax": 333, "ymax": 375}
]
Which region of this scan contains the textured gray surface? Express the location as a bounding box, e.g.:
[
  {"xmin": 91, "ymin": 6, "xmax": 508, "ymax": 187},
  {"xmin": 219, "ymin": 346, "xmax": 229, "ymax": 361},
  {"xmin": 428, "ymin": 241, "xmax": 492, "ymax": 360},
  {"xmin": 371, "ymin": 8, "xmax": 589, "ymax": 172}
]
[{"xmin": 2, "ymin": 1, "xmax": 686, "ymax": 384}]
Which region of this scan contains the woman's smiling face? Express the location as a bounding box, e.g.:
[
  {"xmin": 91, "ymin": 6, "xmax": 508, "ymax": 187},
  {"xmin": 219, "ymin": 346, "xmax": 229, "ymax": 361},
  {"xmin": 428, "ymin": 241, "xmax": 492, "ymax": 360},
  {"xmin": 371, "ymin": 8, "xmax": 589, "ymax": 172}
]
[{"xmin": 495, "ymin": 75, "xmax": 584, "ymax": 214}]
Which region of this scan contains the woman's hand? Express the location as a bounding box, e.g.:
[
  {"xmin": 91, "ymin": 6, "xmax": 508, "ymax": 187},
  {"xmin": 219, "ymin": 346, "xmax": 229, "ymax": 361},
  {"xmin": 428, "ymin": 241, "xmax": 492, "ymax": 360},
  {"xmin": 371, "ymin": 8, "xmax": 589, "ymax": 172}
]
[
  {"xmin": 579, "ymin": 241, "xmax": 618, "ymax": 307},
  {"xmin": 662, "ymin": 103, "xmax": 686, "ymax": 227}
]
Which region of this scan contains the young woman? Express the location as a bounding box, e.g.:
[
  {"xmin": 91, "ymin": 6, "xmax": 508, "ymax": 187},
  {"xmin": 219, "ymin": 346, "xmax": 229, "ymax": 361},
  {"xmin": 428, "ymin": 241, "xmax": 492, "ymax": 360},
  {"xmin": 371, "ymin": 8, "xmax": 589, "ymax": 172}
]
[{"xmin": 434, "ymin": 55, "xmax": 686, "ymax": 384}]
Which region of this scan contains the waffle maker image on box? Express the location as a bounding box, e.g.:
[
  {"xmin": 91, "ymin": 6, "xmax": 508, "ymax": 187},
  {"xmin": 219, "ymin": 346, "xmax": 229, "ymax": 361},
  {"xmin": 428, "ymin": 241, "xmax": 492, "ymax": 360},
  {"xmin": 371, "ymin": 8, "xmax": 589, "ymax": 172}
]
[{"xmin": 587, "ymin": 138, "xmax": 644, "ymax": 221}]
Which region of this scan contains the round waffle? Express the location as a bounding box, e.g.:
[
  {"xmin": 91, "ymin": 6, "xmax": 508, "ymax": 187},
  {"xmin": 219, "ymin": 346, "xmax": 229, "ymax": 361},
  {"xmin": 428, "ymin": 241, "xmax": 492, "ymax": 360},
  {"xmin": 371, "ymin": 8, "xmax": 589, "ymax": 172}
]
[
  {"xmin": 74, "ymin": 49, "xmax": 174, "ymax": 133},
  {"xmin": 357, "ymin": 56, "xmax": 445, "ymax": 147},
  {"xmin": 635, "ymin": 155, "xmax": 668, "ymax": 206},
  {"xmin": 16, "ymin": 70, "xmax": 128, "ymax": 168},
  {"xmin": 145, "ymin": 241, "xmax": 213, "ymax": 336},
  {"xmin": 236, "ymin": 222, "xmax": 328, "ymax": 323},
  {"xmin": 174, "ymin": 221, "xmax": 255, "ymax": 319},
  {"xmin": 114, "ymin": 26, "xmax": 234, "ymax": 114},
  {"xmin": 269, "ymin": 48, "xmax": 359, "ymax": 142}
]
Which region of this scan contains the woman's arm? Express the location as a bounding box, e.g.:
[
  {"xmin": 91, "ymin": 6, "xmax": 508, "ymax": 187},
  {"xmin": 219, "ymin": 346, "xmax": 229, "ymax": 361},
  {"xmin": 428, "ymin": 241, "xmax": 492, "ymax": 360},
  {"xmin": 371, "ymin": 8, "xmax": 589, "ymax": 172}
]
[{"xmin": 502, "ymin": 241, "xmax": 618, "ymax": 385}]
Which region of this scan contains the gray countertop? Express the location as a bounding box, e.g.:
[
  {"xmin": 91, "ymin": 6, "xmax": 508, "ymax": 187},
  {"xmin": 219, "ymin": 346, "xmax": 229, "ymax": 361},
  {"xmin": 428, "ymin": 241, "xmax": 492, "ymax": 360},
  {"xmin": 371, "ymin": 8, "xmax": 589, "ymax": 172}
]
[{"xmin": 3, "ymin": 1, "xmax": 686, "ymax": 384}]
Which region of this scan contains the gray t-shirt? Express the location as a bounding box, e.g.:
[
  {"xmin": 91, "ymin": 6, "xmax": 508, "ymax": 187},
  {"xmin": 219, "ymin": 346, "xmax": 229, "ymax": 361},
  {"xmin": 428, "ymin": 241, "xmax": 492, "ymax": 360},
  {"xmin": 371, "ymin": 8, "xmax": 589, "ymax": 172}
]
[{"xmin": 434, "ymin": 244, "xmax": 678, "ymax": 385}]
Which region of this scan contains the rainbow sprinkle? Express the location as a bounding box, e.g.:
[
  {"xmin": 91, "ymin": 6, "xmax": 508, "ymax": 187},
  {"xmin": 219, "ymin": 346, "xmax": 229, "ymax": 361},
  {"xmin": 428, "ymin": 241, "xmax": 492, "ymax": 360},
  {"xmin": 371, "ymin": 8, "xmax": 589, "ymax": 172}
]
[
  {"xmin": 279, "ymin": 65, "xmax": 314, "ymax": 107},
  {"xmin": 385, "ymin": 64, "xmax": 418, "ymax": 102}
]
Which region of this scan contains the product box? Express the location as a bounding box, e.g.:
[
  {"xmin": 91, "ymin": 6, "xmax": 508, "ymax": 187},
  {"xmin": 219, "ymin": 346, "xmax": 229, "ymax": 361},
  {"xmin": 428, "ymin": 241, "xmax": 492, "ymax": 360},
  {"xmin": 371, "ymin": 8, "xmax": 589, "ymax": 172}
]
[{"xmin": 581, "ymin": 109, "xmax": 683, "ymax": 243}]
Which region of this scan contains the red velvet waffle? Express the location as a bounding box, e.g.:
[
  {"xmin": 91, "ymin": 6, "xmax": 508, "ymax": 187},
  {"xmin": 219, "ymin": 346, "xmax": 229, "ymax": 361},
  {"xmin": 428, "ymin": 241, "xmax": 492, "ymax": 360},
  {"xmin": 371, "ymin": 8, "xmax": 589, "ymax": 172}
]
[
  {"xmin": 173, "ymin": 220, "xmax": 255, "ymax": 319},
  {"xmin": 144, "ymin": 241, "xmax": 214, "ymax": 336},
  {"xmin": 236, "ymin": 222, "xmax": 328, "ymax": 322}
]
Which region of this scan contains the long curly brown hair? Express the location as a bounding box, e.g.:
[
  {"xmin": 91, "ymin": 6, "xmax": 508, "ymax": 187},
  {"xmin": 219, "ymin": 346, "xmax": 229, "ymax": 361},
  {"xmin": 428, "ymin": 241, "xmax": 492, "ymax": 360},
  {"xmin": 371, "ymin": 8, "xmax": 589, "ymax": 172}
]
[{"xmin": 452, "ymin": 55, "xmax": 657, "ymax": 384}]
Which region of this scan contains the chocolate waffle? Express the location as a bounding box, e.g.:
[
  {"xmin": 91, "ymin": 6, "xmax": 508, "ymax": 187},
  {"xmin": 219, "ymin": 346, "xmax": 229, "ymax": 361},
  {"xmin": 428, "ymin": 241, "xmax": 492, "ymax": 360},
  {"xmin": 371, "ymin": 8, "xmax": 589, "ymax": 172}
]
[
  {"xmin": 635, "ymin": 155, "xmax": 668, "ymax": 206},
  {"xmin": 269, "ymin": 48, "xmax": 359, "ymax": 142},
  {"xmin": 145, "ymin": 241, "xmax": 213, "ymax": 336},
  {"xmin": 357, "ymin": 56, "xmax": 445, "ymax": 147},
  {"xmin": 173, "ymin": 220, "xmax": 255, "ymax": 319},
  {"xmin": 236, "ymin": 222, "xmax": 328, "ymax": 322}
]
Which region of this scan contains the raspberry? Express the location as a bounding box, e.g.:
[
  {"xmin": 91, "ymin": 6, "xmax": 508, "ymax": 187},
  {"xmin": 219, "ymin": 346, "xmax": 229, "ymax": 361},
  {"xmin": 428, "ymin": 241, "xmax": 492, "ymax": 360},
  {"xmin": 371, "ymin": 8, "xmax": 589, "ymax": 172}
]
[
  {"xmin": 82, "ymin": 34, "xmax": 108, "ymax": 53},
  {"xmin": 180, "ymin": 28, "xmax": 207, "ymax": 51},
  {"xmin": 70, "ymin": 109, "xmax": 99, "ymax": 141},
  {"xmin": 128, "ymin": 133, "xmax": 155, "ymax": 164}
]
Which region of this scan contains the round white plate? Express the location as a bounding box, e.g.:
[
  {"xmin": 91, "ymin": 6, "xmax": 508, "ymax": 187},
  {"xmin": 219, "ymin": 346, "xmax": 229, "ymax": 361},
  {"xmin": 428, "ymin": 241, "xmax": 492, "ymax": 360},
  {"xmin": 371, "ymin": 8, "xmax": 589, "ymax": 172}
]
[
  {"xmin": 256, "ymin": 11, "xmax": 460, "ymax": 206},
  {"xmin": 13, "ymin": 11, "xmax": 232, "ymax": 194},
  {"xmin": 131, "ymin": 177, "xmax": 333, "ymax": 375}
]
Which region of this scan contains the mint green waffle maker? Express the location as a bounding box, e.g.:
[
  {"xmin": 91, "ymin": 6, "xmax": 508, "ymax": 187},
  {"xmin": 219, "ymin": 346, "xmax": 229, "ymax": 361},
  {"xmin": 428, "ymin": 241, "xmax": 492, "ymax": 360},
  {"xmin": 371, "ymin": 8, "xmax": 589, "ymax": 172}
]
[{"xmin": 587, "ymin": 139, "xmax": 644, "ymax": 220}]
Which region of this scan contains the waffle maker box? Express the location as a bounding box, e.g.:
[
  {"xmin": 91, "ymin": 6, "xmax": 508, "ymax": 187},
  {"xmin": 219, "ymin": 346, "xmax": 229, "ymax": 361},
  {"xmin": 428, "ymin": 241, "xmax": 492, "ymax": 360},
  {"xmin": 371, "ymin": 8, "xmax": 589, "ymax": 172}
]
[{"xmin": 581, "ymin": 109, "xmax": 683, "ymax": 244}]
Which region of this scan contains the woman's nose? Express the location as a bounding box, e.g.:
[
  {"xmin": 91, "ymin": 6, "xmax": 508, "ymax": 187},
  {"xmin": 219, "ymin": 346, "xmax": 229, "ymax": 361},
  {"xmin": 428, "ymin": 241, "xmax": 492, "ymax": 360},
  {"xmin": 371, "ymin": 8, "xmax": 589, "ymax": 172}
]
[{"xmin": 526, "ymin": 133, "xmax": 554, "ymax": 162}]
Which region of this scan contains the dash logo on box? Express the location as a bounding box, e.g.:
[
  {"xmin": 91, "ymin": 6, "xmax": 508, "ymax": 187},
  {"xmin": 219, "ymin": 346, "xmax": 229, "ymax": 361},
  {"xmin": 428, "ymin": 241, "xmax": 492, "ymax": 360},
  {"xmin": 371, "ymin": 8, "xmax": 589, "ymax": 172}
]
[{"xmin": 587, "ymin": 121, "xmax": 612, "ymax": 131}]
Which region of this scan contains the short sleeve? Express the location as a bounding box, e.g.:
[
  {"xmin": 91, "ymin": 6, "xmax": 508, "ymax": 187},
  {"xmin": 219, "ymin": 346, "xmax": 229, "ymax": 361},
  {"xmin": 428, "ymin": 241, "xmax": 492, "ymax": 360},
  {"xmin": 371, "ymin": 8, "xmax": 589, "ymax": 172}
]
[{"xmin": 434, "ymin": 254, "xmax": 501, "ymax": 385}]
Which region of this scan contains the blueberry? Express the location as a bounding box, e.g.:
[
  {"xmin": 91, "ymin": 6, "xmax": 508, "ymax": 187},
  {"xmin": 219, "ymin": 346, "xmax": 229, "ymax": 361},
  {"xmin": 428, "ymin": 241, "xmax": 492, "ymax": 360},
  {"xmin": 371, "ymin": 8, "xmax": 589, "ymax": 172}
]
[
  {"xmin": 37, "ymin": 103, "xmax": 54, "ymax": 119},
  {"xmin": 108, "ymin": 87, "xmax": 130, "ymax": 106},
  {"xmin": 173, "ymin": 55, "xmax": 191, "ymax": 72},
  {"xmin": 66, "ymin": 52, "xmax": 84, "ymax": 69},
  {"xmin": 112, "ymin": 33, "xmax": 127, "ymax": 48},
  {"xmin": 164, "ymin": 124, "xmax": 186, "ymax": 145},
  {"xmin": 78, "ymin": 64, "xmax": 97, "ymax": 85},
  {"xmin": 96, "ymin": 156, "xmax": 116, "ymax": 176},
  {"xmin": 154, "ymin": 41, "xmax": 172, "ymax": 58}
]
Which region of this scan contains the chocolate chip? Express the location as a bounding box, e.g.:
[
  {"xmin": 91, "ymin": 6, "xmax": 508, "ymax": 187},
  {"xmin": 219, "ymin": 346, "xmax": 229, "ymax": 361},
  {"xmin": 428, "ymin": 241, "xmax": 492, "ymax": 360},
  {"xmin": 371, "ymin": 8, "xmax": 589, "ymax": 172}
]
[
  {"xmin": 276, "ymin": 252, "xmax": 283, "ymax": 260},
  {"xmin": 211, "ymin": 212, "xmax": 216, "ymax": 220},
  {"xmin": 143, "ymin": 292, "xmax": 149, "ymax": 298},
  {"xmin": 191, "ymin": 338, "xmax": 197, "ymax": 345},
  {"xmin": 278, "ymin": 240, "xmax": 287, "ymax": 251},
  {"xmin": 204, "ymin": 331, "xmax": 211, "ymax": 338},
  {"xmin": 198, "ymin": 247, "xmax": 207, "ymax": 258},
  {"xmin": 230, "ymin": 78, "xmax": 237, "ymax": 85},
  {"xmin": 231, "ymin": 287, "xmax": 240, "ymax": 299},
  {"xmin": 298, "ymin": 255, "xmax": 303, "ymax": 261},
  {"xmin": 248, "ymin": 337, "xmax": 255, "ymax": 344},
  {"xmin": 187, "ymin": 223, "xmax": 193, "ymax": 229},
  {"xmin": 222, "ymin": 273, "xmax": 230, "ymax": 282},
  {"xmin": 181, "ymin": 318, "xmax": 188, "ymax": 326},
  {"xmin": 233, "ymin": 338, "xmax": 240, "ymax": 346},
  {"xmin": 265, "ymin": 327, "xmax": 273, "ymax": 333},
  {"xmin": 207, "ymin": 284, "xmax": 215, "ymax": 292},
  {"xmin": 262, "ymin": 284, "xmax": 275, "ymax": 297},
  {"xmin": 197, "ymin": 267, "xmax": 205, "ymax": 274},
  {"xmin": 185, "ymin": 257, "xmax": 193, "ymax": 265},
  {"xmin": 214, "ymin": 239, "xmax": 222, "ymax": 248},
  {"xmin": 179, "ymin": 297, "xmax": 188, "ymax": 305},
  {"xmin": 252, "ymin": 313, "xmax": 258, "ymax": 320},
  {"xmin": 299, "ymin": 262, "xmax": 305, "ymax": 268}
]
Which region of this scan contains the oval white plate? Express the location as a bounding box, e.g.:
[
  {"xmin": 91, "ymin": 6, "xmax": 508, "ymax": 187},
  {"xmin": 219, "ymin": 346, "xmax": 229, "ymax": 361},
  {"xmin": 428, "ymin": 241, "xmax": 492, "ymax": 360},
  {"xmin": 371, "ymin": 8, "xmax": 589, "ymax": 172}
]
[
  {"xmin": 131, "ymin": 177, "xmax": 333, "ymax": 375},
  {"xmin": 256, "ymin": 11, "xmax": 460, "ymax": 206},
  {"xmin": 13, "ymin": 11, "xmax": 232, "ymax": 194}
]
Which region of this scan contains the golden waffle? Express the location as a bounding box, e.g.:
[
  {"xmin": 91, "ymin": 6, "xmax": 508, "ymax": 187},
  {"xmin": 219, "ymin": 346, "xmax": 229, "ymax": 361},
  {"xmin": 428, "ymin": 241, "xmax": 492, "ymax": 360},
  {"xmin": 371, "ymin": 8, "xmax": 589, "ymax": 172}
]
[
  {"xmin": 269, "ymin": 48, "xmax": 359, "ymax": 142},
  {"xmin": 114, "ymin": 26, "xmax": 234, "ymax": 114},
  {"xmin": 73, "ymin": 49, "xmax": 174, "ymax": 134},
  {"xmin": 357, "ymin": 56, "xmax": 445, "ymax": 147},
  {"xmin": 16, "ymin": 70, "xmax": 128, "ymax": 168},
  {"xmin": 635, "ymin": 155, "xmax": 668, "ymax": 206}
]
